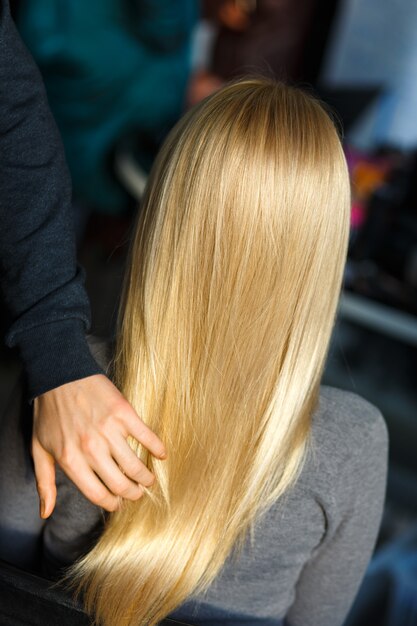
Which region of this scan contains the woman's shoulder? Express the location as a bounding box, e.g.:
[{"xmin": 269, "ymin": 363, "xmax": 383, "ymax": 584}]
[
  {"xmin": 300, "ymin": 386, "xmax": 389, "ymax": 520},
  {"xmin": 312, "ymin": 386, "xmax": 388, "ymax": 463}
]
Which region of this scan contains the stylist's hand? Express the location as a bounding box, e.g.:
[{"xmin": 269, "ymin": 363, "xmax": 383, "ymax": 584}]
[{"xmin": 32, "ymin": 374, "xmax": 167, "ymax": 519}]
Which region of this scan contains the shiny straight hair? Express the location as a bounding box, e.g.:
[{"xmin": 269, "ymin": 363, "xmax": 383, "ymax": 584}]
[{"xmin": 71, "ymin": 77, "xmax": 351, "ymax": 625}]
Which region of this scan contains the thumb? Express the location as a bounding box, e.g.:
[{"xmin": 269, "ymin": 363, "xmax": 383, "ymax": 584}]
[{"xmin": 32, "ymin": 438, "xmax": 57, "ymax": 519}]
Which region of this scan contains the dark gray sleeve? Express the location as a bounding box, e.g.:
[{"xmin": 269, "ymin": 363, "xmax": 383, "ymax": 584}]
[
  {"xmin": 0, "ymin": 0, "xmax": 102, "ymax": 399},
  {"xmin": 286, "ymin": 398, "xmax": 389, "ymax": 626}
]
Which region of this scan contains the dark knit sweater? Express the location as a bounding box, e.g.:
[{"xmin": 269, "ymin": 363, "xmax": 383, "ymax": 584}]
[{"xmin": 0, "ymin": 0, "xmax": 102, "ymax": 398}]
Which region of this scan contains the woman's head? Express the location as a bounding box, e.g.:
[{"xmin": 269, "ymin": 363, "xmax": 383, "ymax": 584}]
[
  {"xmin": 120, "ymin": 77, "xmax": 350, "ymax": 461},
  {"xmin": 75, "ymin": 78, "xmax": 351, "ymax": 626}
]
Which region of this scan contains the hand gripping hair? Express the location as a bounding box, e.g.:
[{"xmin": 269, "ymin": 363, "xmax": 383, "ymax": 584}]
[{"xmin": 70, "ymin": 77, "xmax": 351, "ymax": 626}]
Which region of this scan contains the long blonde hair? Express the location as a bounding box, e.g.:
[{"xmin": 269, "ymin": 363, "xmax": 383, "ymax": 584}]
[{"xmin": 71, "ymin": 78, "xmax": 351, "ymax": 625}]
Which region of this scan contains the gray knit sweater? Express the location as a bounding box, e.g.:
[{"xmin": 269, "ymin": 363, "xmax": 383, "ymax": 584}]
[
  {"xmin": 172, "ymin": 386, "xmax": 388, "ymax": 625},
  {"xmin": 0, "ymin": 378, "xmax": 388, "ymax": 626}
]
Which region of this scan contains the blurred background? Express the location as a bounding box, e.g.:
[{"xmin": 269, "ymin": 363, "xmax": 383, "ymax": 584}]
[{"xmin": 2, "ymin": 1, "xmax": 417, "ymax": 623}]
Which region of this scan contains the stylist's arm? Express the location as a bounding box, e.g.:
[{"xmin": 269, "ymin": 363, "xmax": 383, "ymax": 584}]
[{"xmin": 32, "ymin": 374, "xmax": 167, "ymax": 518}]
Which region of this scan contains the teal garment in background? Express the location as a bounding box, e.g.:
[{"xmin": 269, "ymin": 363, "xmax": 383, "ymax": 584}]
[{"xmin": 17, "ymin": 0, "xmax": 198, "ymax": 212}]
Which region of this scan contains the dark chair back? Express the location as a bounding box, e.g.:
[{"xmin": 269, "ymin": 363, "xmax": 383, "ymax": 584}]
[{"xmin": 0, "ymin": 559, "xmax": 193, "ymax": 626}]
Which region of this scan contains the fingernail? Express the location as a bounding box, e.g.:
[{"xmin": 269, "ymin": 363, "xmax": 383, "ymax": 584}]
[
  {"xmin": 159, "ymin": 451, "xmax": 167, "ymax": 460},
  {"xmin": 40, "ymin": 499, "xmax": 45, "ymax": 518}
]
